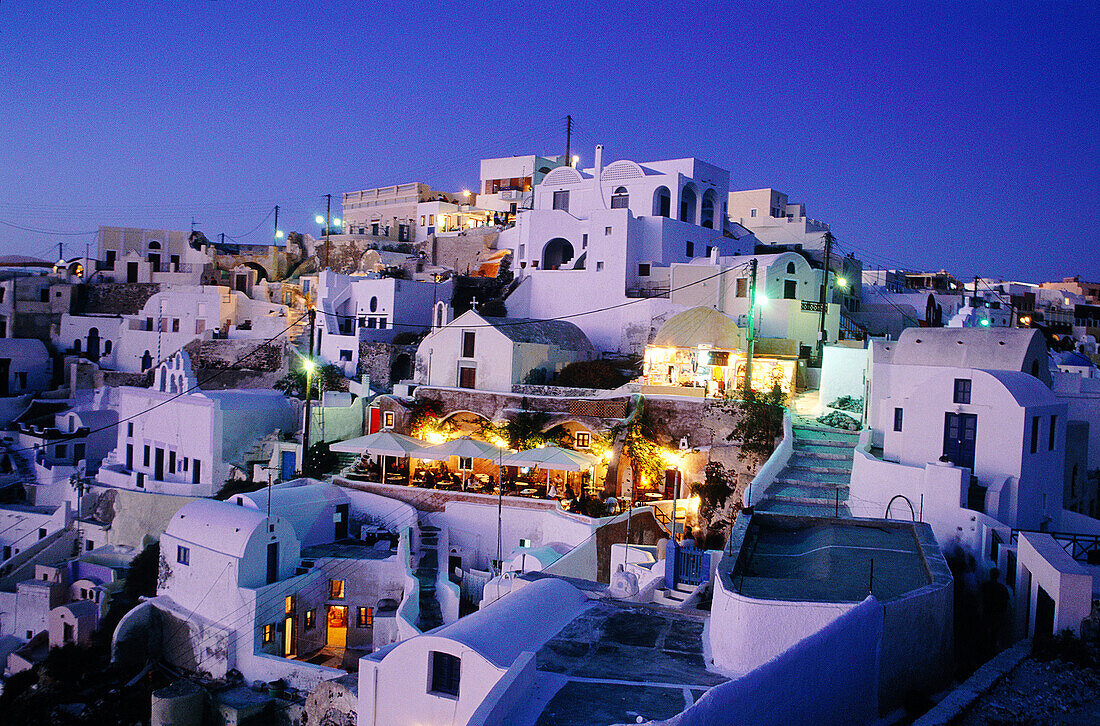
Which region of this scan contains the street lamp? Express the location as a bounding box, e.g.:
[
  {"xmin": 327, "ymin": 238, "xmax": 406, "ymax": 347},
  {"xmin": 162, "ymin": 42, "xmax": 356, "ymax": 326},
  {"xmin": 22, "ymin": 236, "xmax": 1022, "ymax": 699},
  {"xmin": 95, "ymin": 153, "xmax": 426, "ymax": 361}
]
[{"xmin": 301, "ymin": 357, "xmax": 318, "ymax": 476}]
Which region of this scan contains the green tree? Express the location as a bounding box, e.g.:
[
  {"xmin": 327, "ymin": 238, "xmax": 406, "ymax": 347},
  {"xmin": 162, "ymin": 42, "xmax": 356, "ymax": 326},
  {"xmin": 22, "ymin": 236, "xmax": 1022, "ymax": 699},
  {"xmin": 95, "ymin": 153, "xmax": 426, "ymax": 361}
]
[
  {"xmin": 726, "ymin": 383, "xmax": 786, "ymax": 461},
  {"xmin": 692, "ymin": 461, "xmax": 737, "ymax": 523},
  {"xmin": 613, "ymin": 397, "xmax": 664, "ymax": 490},
  {"xmin": 274, "ymin": 362, "xmax": 345, "ymax": 399}
]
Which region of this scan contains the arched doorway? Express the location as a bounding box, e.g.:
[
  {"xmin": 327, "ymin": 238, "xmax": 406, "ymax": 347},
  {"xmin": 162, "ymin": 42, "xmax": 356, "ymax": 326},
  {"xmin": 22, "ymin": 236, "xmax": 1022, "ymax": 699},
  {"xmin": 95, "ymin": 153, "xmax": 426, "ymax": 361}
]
[
  {"xmin": 680, "ymin": 185, "xmax": 697, "ymax": 223},
  {"xmin": 701, "ymin": 190, "xmax": 717, "ymax": 228},
  {"xmin": 542, "ymin": 238, "xmax": 574, "ymax": 270},
  {"xmin": 141, "ymin": 351, "xmax": 153, "ymax": 371},
  {"xmin": 652, "ymin": 187, "xmax": 671, "ymax": 217},
  {"xmin": 391, "ymin": 353, "xmax": 412, "ymax": 384},
  {"xmin": 86, "ymin": 328, "xmax": 101, "ymax": 361}
]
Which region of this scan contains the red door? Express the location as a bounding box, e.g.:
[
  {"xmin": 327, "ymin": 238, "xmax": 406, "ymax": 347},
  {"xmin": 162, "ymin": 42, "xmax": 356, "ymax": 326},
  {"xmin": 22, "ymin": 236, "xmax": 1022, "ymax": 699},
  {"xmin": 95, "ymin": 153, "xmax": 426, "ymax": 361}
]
[{"xmin": 368, "ymin": 407, "xmax": 380, "ymax": 434}]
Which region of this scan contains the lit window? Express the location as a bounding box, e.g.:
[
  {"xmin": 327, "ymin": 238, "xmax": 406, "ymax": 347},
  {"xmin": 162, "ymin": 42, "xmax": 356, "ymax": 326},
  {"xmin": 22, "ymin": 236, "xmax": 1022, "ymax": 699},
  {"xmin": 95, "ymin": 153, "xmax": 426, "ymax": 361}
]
[
  {"xmin": 429, "ymin": 651, "xmax": 461, "ymax": 697},
  {"xmin": 357, "ymin": 606, "xmax": 373, "ymax": 628},
  {"xmin": 177, "ymin": 545, "xmax": 189, "ymax": 565},
  {"xmin": 285, "ymin": 595, "xmax": 295, "ymax": 615},
  {"xmin": 384, "ymin": 412, "xmax": 395, "ymax": 429},
  {"xmin": 575, "ymin": 432, "xmax": 591, "ymax": 449},
  {"xmin": 330, "ymin": 579, "xmax": 345, "ymax": 599},
  {"xmin": 262, "ymin": 623, "xmax": 275, "ymax": 644},
  {"xmin": 305, "ymin": 609, "xmax": 316, "ymax": 630}
]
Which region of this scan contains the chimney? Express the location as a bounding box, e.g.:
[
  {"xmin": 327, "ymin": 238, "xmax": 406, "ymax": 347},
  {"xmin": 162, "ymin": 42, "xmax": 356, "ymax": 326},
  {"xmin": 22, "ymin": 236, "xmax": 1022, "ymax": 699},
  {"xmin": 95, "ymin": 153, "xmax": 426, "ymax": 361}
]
[{"xmin": 594, "ymin": 145, "xmax": 604, "ymax": 179}]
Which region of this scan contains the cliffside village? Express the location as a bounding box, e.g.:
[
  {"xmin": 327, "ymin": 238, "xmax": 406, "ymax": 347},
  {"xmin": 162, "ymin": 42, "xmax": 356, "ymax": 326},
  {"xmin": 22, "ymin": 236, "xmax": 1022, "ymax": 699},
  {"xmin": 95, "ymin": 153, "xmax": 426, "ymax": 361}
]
[{"xmin": 1, "ymin": 147, "xmax": 1099, "ymax": 725}]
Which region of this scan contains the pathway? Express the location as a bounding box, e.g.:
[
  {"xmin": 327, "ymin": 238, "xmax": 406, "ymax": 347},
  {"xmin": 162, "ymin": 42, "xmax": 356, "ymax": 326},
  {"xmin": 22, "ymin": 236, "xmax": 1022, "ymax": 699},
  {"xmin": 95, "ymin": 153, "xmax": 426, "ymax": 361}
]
[
  {"xmin": 415, "ymin": 520, "xmax": 444, "ymax": 631},
  {"xmin": 756, "ymin": 392, "xmax": 861, "ymax": 517}
]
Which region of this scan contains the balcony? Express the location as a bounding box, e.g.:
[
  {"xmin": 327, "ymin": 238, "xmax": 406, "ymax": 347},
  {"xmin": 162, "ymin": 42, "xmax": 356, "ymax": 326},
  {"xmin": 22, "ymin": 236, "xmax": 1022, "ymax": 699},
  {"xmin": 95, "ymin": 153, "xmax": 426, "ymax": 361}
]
[{"xmin": 626, "ymin": 284, "xmax": 670, "ymax": 299}]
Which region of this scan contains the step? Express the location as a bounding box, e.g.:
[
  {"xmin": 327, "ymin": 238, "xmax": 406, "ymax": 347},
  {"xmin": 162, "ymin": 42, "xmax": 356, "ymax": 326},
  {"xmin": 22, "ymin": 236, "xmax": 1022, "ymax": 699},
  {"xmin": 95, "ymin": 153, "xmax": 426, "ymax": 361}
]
[
  {"xmin": 756, "ymin": 499, "xmax": 852, "ymax": 518},
  {"xmin": 673, "ymin": 582, "xmax": 696, "ymax": 594},
  {"xmin": 785, "ymin": 461, "xmax": 852, "ymax": 476},
  {"xmin": 776, "ymin": 472, "xmax": 850, "ymax": 487},
  {"xmin": 769, "ymin": 484, "xmax": 849, "ymax": 502},
  {"xmin": 793, "ymin": 426, "xmax": 862, "ymax": 441},
  {"xmin": 796, "ymin": 440, "xmax": 862, "ymax": 451}
]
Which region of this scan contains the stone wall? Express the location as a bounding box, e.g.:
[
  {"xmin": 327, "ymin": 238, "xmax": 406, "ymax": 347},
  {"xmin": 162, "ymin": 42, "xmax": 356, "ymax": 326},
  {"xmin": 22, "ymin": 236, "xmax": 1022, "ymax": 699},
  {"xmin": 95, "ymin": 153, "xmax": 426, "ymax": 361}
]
[
  {"xmin": 430, "ymin": 228, "xmax": 500, "ymax": 276},
  {"xmin": 77, "ymin": 282, "xmax": 161, "ymax": 315},
  {"xmin": 358, "ymin": 342, "xmax": 418, "ymax": 391}
]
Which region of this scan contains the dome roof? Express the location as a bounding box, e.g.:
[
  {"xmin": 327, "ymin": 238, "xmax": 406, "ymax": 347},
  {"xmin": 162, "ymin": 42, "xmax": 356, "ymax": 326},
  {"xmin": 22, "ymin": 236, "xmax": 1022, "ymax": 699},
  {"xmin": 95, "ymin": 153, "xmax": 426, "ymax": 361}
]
[{"xmin": 652, "ymin": 306, "xmax": 743, "ymax": 350}]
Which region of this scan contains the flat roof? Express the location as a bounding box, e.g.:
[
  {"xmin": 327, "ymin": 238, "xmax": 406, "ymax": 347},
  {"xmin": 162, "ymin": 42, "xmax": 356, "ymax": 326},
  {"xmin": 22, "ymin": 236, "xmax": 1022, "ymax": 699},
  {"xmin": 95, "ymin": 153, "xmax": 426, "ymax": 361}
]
[{"xmin": 728, "ymin": 513, "xmax": 939, "ymax": 603}]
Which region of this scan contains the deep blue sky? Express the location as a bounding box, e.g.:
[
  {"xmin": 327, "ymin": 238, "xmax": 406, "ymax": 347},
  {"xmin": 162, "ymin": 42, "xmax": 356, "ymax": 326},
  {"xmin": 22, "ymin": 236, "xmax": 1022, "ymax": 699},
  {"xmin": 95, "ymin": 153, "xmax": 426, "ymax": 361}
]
[{"xmin": 1, "ymin": 2, "xmax": 1097, "ymax": 281}]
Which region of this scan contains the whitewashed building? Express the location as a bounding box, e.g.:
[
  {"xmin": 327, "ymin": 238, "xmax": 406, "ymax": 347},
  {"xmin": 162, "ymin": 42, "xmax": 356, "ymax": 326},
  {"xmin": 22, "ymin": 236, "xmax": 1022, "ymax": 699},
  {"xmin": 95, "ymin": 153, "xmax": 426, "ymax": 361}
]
[
  {"xmin": 95, "ymin": 352, "xmax": 297, "ymax": 497},
  {"xmin": 853, "ymin": 328, "xmax": 1066, "ymax": 534},
  {"xmin": 58, "ymin": 285, "xmax": 290, "ymax": 373},
  {"xmin": 414, "ymin": 310, "xmax": 596, "ymax": 392},
  {"xmin": 314, "ymin": 270, "xmax": 452, "ymax": 376},
  {"xmin": 93, "ymin": 226, "xmax": 210, "ymax": 285},
  {"xmin": 499, "ymin": 145, "xmax": 742, "ymax": 353}
]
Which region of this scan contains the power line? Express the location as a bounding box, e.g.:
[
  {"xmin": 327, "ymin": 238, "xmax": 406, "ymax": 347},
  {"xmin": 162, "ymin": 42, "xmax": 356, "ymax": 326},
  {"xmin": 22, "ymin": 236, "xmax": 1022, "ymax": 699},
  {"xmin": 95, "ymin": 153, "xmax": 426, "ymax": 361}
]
[{"xmin": 0, "ymin": 220, "xmax": 99, "ymax": 236}]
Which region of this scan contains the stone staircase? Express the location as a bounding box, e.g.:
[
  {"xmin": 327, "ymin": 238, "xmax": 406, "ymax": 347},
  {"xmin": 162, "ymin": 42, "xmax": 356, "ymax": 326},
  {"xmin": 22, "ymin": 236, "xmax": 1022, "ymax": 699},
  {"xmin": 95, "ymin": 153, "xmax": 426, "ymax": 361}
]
[
  {"xmin": 415, "ymin": 521, "xmax": 444, "ymax": 631},
  {"xmin": 757, "ymin": 419, "xmax": 861, "ymax": 517},
  {"xmin": 653, "ymin": 581, "xmax": 697, "ymax": 608}
]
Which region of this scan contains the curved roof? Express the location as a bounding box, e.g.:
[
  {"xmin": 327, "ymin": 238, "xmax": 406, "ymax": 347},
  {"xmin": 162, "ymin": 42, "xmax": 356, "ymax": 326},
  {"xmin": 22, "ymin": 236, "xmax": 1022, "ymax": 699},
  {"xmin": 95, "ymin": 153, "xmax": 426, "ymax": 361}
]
[
  {"xmin": 235, "ymin": 483, "xmax": 350, "ymax": 511},
  {"xmin": 980, "ymin": 369, "xmax": 1059, "ymax": 408},
  {"xmin": 881, "ymin": 328, "xmax": 1046, "ymax": 374},
  {"xmin": 652, "ymin": 306, "xmax": 742, "ymax": 350},
  {"xmin": 165, "ymin": 499, "xmax": 270, "ymax": 559},
  {"xmin": 428, "ymin": 577, "xmax": 589, "ymax": 668}
]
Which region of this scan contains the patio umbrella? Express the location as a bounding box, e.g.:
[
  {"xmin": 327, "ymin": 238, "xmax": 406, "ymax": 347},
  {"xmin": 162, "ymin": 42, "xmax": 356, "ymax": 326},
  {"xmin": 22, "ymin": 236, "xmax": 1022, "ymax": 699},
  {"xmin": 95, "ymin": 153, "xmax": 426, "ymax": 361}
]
[
  {"xmin": 411, "ymin": 436, "xmax": 507, "ymax": 490},
  {"xmin": 331, "ymin": 431, "xmax": 426, "ymax": 484},
  {"xmin": 501, "ymin": 445, "xmax": 598, "ymax": 494}
]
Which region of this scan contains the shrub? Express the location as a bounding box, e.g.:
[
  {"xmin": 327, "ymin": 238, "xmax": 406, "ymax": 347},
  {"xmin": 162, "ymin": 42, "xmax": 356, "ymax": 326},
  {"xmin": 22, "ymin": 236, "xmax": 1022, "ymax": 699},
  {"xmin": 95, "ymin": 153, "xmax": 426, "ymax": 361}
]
[{"xmin": 557, "ymin": 359, "xmax": 629, "ymax": 389}]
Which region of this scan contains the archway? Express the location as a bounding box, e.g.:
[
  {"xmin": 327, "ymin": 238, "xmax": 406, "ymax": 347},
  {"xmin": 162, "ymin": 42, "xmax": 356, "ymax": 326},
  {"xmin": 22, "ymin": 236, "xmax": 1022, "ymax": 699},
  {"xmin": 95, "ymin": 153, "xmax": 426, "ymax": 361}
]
[
  {"xmin": 701, "ymin": 190, "xmax": 717, "ymax": 228},
  {"xmin": 86, "ymin": 328, "xmax": 101, "ymax": 361},
  {"xmin": 652, "ymin": 187, "xmax": 671, "ymax": 217},
  {"xmin": 390, "ymin": 353, "xmax": 412, "ymax": 384},
  {"xmin": 542, "ymin": 238, "xmax": 574, "ymax": 270},
  {"xmin": 240, "ymin": 261, "xmax": 269, "ymax": 284},
  {"xmin": 141, "ymin": 350, "xmax": 153, "ymax": 371},
  {"xmin": 680, "ymin": 185, "xmax": 698, "ymax": 223}
]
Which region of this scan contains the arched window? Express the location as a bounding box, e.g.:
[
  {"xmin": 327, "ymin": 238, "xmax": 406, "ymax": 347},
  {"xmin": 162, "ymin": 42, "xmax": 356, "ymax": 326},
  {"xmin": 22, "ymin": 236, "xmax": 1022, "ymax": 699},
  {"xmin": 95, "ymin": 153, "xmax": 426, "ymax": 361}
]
[
  {"xmin": 369, "ymin": 296, "xmax": 378, "ymax": 313},
  {"xmin": 104, "ymin": 340, "xmax": 112, "ymax": 355},
  {"xmin": 680, "ymin": 185, "xmax": 697, "ymax": 223},
  {"xmin": 611, "ymin": 187, "xmax": 629, "ymax": 209},
  {"xmin": 701, "ymin": 190, "xmax": 717, "ymax": 228},
  {"xmin": 786, "ymin": 262, "xmax": 796, "ymax": 274},
  {"xmin": 542, "ymin": 238, "xmax": 574, "ymax": 270},
  {"xmin": 148, "ymin": 241, "xmax": 161, "ymax": 250},
  {"xmin": 73, "ymin": 339, "xmax": 81, "ymax": 354},
  {"xmin": 652, "ymin": 187, "xmax": 671, "ymax": 217}
]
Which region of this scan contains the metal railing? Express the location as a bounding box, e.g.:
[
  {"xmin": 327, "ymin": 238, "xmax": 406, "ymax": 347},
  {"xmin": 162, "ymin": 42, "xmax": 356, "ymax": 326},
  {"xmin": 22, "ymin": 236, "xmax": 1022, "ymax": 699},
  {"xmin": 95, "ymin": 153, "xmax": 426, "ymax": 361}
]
[{"xmin": 1010, "ymin": 529, "xmax": 1100, "ymax": 563}]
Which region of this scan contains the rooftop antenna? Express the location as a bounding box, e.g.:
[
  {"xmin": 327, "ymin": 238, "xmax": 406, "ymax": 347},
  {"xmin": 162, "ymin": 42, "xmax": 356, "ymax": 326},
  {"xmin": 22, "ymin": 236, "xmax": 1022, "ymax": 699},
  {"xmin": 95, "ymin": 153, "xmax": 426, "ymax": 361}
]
[{"xmin": 565, "ymin": 115, "xmax": 572, "ymax": 165}]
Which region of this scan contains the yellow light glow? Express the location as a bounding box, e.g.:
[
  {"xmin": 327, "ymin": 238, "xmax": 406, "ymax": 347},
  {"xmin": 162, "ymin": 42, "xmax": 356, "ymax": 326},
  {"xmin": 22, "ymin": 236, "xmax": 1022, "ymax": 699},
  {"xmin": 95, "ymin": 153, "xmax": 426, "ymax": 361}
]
[
  {"xmin": 275, "ymin": 230, "xmax": 285, "ymax": 239},
  {"xmin": 315, "ymin": 215, "xmax": 325, "ymax": 224},
  {"xmin": 462, "ymin": 190, "xmax": 471, "ymax": 197},
  {"xmin": 836, "ymin": 277, "xmax": 847, "ymax": 288},
  {"xmin": 301, "ymin": 359, "xmax": 317, "ymax": 373},
  {"xmin": 686, "ymin": 495, "xmax": 701, "ymax": 513},
  {"xmin": 425, "ymin": 431, "xmax": 447, "ymax": 445}
]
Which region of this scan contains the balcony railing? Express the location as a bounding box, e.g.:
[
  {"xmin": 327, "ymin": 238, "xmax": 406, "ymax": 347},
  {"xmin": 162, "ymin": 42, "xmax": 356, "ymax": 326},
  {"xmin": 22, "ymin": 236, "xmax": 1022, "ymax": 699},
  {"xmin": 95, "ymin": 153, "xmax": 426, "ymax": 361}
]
[
  {"xmin": 800, "ymin": 300, "xmax": 825, "ymax": 313},
  {"xmin": 626, "ymin": 284, "xmax": 670, "ymax": 299}
]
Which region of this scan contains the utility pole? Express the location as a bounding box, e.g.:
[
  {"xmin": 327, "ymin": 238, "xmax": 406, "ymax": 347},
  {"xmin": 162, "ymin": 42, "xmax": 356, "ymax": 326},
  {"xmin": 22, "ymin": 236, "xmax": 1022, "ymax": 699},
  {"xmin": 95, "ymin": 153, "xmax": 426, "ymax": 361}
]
[
  {"xmin": 57, "ymin": 242, "xmax": 63, "ymax": 262},
  {"xmin": 815, "ymin": 231, "xmax": 834, "ymax": 365},
  {"xmin": 565, "ymin": 115, "xmax": 572, "ymax": 165},
  {"xmin": 273, "ymin": 205, "xmax": 280, "ymax": 246},
  {"xmin": 301, "ymin": 308, "xmax": 316, "ymax": 478},
  {"xmin": 324, "ymin": 194, "xmax": 332, "ymax": 272},
  {"xmin": 744, "ymin": 258, "xmax": 758, "ymax": 397}
]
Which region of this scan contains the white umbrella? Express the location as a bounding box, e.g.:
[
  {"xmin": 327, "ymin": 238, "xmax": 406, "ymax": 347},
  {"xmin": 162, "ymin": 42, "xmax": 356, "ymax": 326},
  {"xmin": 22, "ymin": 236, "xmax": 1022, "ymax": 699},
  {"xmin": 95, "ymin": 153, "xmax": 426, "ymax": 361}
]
[
  {"xmin": 332, "ymin": 431, "xmax": 427, "ymax": 484},
  {"xmin": 411, "ymin": 436, "xmax": 507, "ymax": 490},
  {"xmin": 501, "ymin": 445, "xmax": 598, "ymax": 496}
]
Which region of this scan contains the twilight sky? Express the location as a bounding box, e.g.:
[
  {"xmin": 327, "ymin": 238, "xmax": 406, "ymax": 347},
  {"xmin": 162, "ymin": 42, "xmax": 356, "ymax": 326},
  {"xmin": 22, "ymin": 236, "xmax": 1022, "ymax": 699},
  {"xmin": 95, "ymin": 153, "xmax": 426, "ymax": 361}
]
[{"xmin": 1, "ymin": 1, "xmax": 1097, "ymax": 282}]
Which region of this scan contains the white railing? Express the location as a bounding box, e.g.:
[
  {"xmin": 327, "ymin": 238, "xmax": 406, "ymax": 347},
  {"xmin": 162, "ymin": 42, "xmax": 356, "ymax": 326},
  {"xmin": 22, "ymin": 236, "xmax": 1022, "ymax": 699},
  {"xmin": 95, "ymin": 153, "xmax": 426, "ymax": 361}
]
[{"xmin": 745, "ymin": 410, "xmax": 793, "ymax": 508}]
